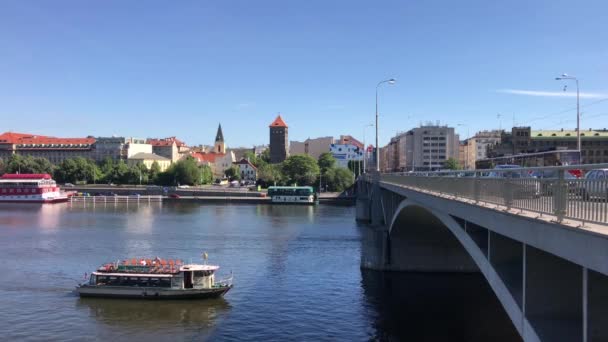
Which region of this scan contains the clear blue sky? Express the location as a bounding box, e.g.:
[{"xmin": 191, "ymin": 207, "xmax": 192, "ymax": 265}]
[{"xmin": 1, "ymin": 0, "xmax": 607, "ymax": 147}]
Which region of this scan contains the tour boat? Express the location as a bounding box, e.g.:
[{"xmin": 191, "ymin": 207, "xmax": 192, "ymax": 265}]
[
  {"xmin": 267, "ymin": 186, "xmax": 317, "ymax": 204},
  {"xmin": 76, "ymin": 257, "xmax": 233, "ymax": 299},
  {"xmin": 0, "ymin": 173, "xmax": 69, "ymax": 203}
]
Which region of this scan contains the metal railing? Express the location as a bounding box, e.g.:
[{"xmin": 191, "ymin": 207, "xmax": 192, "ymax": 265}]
[
  {"xmin": 377, "ymin": 164, "xmax": 608, "ymax": 225},
  {"xmin": 70, "ymin": 195, "xmax": 163, "ymax": 203}
]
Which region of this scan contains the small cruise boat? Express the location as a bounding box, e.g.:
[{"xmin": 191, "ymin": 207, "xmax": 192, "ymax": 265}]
[
  {"xmin": 0, "ymin": 173, "xmax": 70, "ymax": 203},
  {"xmin": 77, "ymin": 257, "xmax": 233, "ymax": 299},
  {"xmin": 267, "ymin": 186, "xmax": 317, "ymax": 204}
]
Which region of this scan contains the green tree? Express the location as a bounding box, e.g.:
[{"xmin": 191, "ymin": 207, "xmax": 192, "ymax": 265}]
[
  {"xmin": 445, "ymin": 158, "xmax": 461, "ymax": 170},
  {"xmin": 6, "ymin": 155, "xmax": 37, "ymax": 174},
  {"xmin": 318, "ymin": 152, "xmax": 336, "ymax": 175},
  {"xmin": 155, "ymin": 167, "xmax": 176, "ymax": 186},
  {"xmin": 149, "ymin": 161, "xmax": 162, "ymax": 183},
  {"xmin": 225, "ymin": 165, "xmax": 241, "ymax": 181},
  {"xmin": 111, "ymin": 160, "xmax": 130, "ymax": 184},
  {"xmin": 53, "ymin": 157, "xmax": 99, "ymax": 184},
  {"xmin": 258, "ymin": 163, "xmax": 285, "ymax": 186},
  {"xmin": 99, "ymin": 157, "xmax": 114, "ymax": 182},
  {"xmin": 32, "ymin": 157, "xmax": 55, "ymax": 174},
  {"xmin": 259, "ymin": 149, "xmax": 271, "ymax": 163},
  {"xmin": 199, "ymin": 164, "xmax": 213, "ymax": 184},
  {"xmin": 347, "ymin": 160, "xmax": 363, "ymax": 178},
  {"xmin": 282, "ymin": 155, "xmax": 320, "ymax": 186},
  {"xmin": 54, "ymin": 158, "xmax": 77, "ymax": 183},
  {"xmin": 324, "ymin": 167, "xmax": 355, "ymax": 192},
  {"xmin": 173, "ymin": 157, "xmax": 202, "ymax": 185}
]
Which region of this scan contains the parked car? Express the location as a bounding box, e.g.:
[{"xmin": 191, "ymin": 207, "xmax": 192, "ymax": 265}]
[
  {"xmin": 64, "ymin": 183, "xmax": 75, "ymax": 187},
  {"xmin": 169, "ymin": 193, "xmax": 181, "ymax": 199},
  {"xmin": 483, "ymin": 165, "xmax": 541, "ymax": 198},
  {"xmin": 177, "ymin": 185, "xmax": 190, "ymax": 189},
  {"xmin": 580, "ymin": 169, "xmax": 608, "ymax": 201},
  {"xmin": 531, "ymin": 169, "xmax": 580, "ymax": 195}
]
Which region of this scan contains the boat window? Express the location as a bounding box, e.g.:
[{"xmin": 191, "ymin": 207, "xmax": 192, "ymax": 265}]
[
  {"xmin": 171, "ymin": 276, "xmax": 183, "ymax": 288},
  {"xmin": 96, "ymin": 276, "xmax": 108, "ymax": 285}
]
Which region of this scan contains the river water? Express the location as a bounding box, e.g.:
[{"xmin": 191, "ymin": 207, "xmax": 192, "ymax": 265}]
[{"xmin": 0, "ymin": 202, "xmax": 520, "ymax": 341}]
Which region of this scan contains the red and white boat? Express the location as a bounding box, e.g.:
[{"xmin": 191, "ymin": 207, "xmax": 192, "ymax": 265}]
[{"xmin": 0, "ymin": 173, "xmax": 70, "ymax": 203}]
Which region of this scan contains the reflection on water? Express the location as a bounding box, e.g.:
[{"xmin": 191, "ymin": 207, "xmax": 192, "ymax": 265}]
[
  {"xmin": 361, "ymin": 270, "xmax": 521, "ymax": 342},
  {"xmin": 38, "ymin": 203, "xmax": 67, "ymax": 230},
  {"xmin": 0, "ymin": 203, "xmax": 521, "ymax": 341},
  {"xmin": 77, "ymin": 297, "xmax": 231, "ymax": 329}
]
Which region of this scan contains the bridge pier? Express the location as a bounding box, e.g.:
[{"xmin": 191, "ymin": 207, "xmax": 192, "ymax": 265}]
[
  {"xmin": 525, "ymin": 245, "xmax": 583, "ymax": 342},
  {"xmin": 589, "ymin": 270, "xmax": 608, "ymax": 341},
  {"xmin": 489, "ymin": 232, "xmax": 523, "ymax": 310}
]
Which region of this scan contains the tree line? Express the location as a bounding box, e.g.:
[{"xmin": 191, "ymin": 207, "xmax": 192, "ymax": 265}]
[
  {"xmin": 0, "ymin": 154, "xmax": 213, "ymax": 186},
  {"xmin": 0, "ymin": 151, "xmax": 357, "ymax": 191},
  {"xmin": 244, "ymin": 150, "xmax": 355, "ymax": 192}
]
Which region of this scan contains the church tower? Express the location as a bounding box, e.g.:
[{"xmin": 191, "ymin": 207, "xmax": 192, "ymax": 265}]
[
  {"xmin": 269, "ymin": 115, "xmax": 288, "ymax": 163},
  {"xmin": 214, "ymin": 123, "xmax": 225, "ymax": 154}
]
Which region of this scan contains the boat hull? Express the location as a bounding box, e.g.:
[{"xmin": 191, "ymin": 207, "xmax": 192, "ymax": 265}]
[
  {"xmin": 76, "ymin": 285, "xmax": 232, "ymax": 300},
  {"xmin": 0, "ymin": 197, "xmax": 69, "ymax": 204}
]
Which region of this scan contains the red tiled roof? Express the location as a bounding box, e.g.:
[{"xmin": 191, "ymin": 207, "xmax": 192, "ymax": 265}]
[
  {"xmin": 190, "ymin": 152, "xmax": 225, "ymax": 163},
  {"xmin": 269, "ymin": 115, "xmax": 288, "ymax": 128},
  {"xmin": 147, "ymin": 137, "xmax": 186, "ymax": 147},
  {"xmin": 340, "ymin": 135, "xmax": 364, "ymax": 149},
  {"xmin": 234, "ymin": 158, "xmax": 257, "ymax": 170},
  {"xmin": 0, "ymin": 132, "xmax": 95, "ymax": 145}
]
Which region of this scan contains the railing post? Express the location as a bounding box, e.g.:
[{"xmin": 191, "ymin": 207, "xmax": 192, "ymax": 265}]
[
  {"xmin": 554, "ymin": 169, "xmax": 567, "ymax": 222},
  {"xmin": 504, "ymin": 176, "xmax": 513, "ymax": 210},
  {"xmin": 474, "ymin": 172, "xmax": 480, "ymax": 203}
]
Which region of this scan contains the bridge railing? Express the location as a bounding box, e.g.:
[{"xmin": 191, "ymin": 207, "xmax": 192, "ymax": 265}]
[{"xmin": 379, "ymin": 164, "xmax": 608, "ymax": 225}]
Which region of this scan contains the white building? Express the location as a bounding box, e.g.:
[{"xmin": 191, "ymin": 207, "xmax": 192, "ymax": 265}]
[
  {"xmin": 125, "ymin": 138, "xmax": 153, "ymax": 158},
  {"xmin": 234, "ymin": 158, "xmax": 257, "ymax": 181},
  {"xmin": 329, "ymin": 143, "xmax": 363, "ymax": 168}
]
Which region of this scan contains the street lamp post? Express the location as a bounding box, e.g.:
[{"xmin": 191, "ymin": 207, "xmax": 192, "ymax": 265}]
[
  {"xmin": 555, "ymin": 74, "xmax": 581, "ymax": 153},
  {"xmin": 376, "ymin": 78, "xmax": 396, "ymax": 172},
  {"xmin": 362, "ymin": 123, "xmax": 374, "ymax": 173}
]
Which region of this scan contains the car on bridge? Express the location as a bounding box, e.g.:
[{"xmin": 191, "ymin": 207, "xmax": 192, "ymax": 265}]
[
  {"xmin": 531, "ymin": 169, "xmax": 581, "ymax": 196},
  {"xmin": 484, "ymin": 165, "xmax": 541, "ymax": 198},
  {"xmin": 580, "ymin": 168, "xmax": 608, "ymax": 201}
]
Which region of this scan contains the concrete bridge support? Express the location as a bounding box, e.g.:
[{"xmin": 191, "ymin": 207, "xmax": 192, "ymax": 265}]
[
  {"xmin": 356, "ymin": 182, "xmax": 608, "ymax": 341},
  {"xmin": 524, "ymin": 245, "xmax": 582, "ymax": 342},
  {"xmin": 589, "ymin": 270, "xmax": 608, "ymax": 341}
]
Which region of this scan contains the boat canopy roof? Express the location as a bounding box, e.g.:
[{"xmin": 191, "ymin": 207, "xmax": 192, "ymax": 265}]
[
  {"xmin": 268, "ymin": 186, "xmax": 313, "ymax": 190},
  {"xmin": 1, "ymin": 173, "xmax": 51, "ymax": 179},
  {"xmin": 96, "ymin": 258, "xmax": 219, "ymax": 275},
  {"xmin": 92, "ymin": 272, "xmax": 173, "ymax": 278}
]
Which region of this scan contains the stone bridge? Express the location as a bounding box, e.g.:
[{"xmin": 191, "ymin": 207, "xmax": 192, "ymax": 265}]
[{"xmin": 356, "ymin": 167, "xmax": 608, "ymax": 342}]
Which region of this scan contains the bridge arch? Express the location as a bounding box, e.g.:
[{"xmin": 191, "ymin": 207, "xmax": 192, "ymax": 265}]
[
  {"xmin": 387, "ymin": 200, "xmax": 478, "ymax": 272},
  {"xmin": 387, "ymin": 199, "xmax": 540, "ymax": 341}
]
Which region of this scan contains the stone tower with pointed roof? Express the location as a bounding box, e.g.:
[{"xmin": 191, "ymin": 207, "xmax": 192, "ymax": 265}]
[
  {"xmin": 269, "ymin": 115, "xmax": 289, "ymax": 163},
  {"xmin": 214, "ymin": 124, "xmax": 225, "ymax": 154}
]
